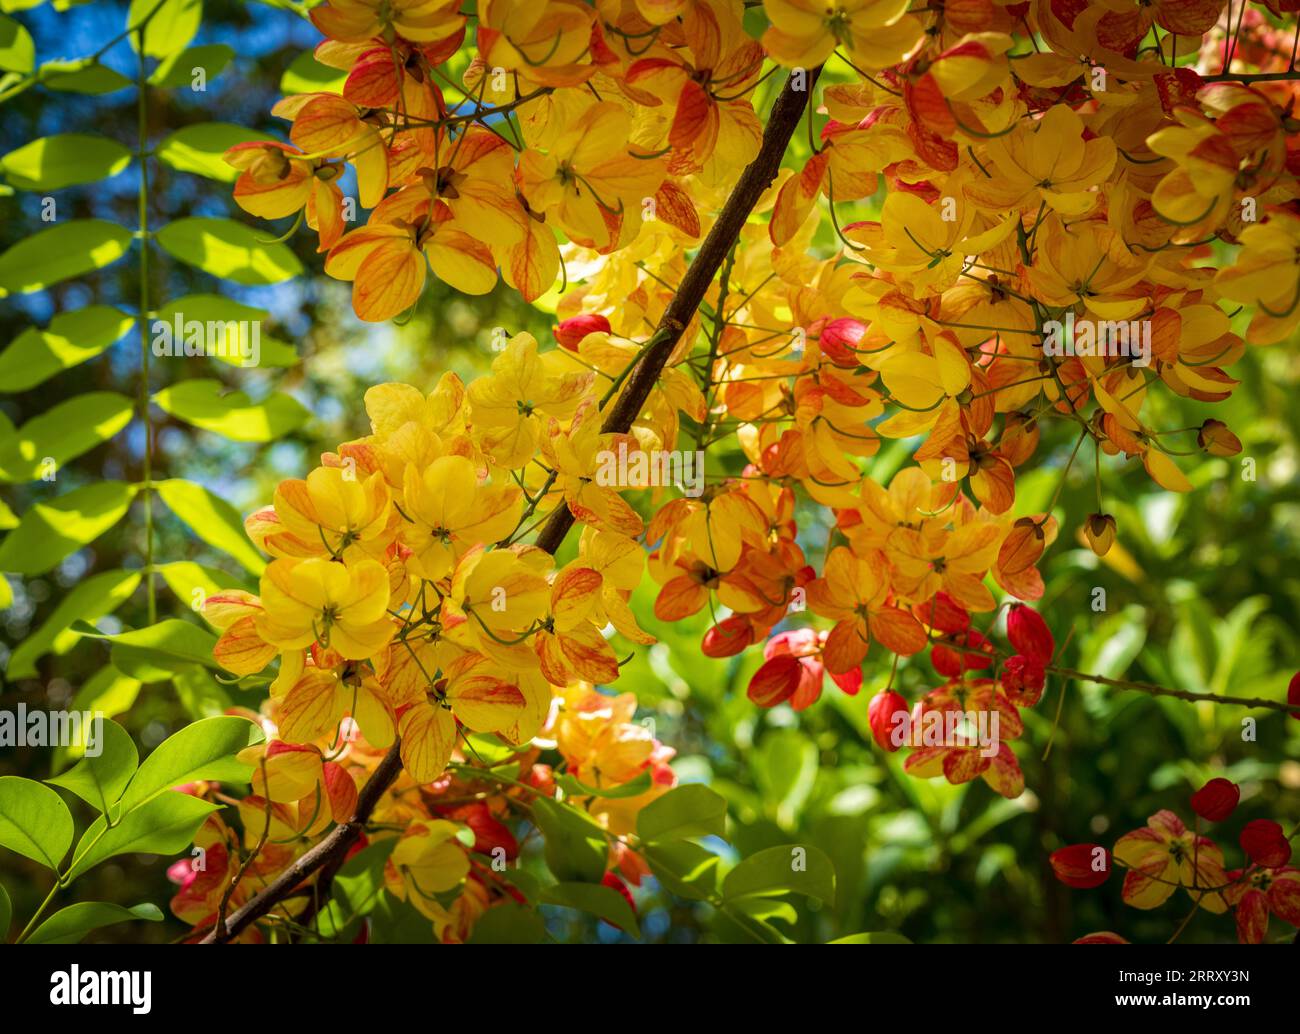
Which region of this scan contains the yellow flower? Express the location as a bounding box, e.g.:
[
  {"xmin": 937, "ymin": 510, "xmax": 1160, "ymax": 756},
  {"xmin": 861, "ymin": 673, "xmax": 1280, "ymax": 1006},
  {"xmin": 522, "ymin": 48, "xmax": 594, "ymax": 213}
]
[
  {"xmin": 518, "ymin": 102, "xmax": 667, "ymax": 249},
  {"xmin": 256, "ymin": 557, "xmax": 394, "ymax": 660},
  {"xmin": 399, "ymin": 455, "xmax": 523, "ymax": 580},
  {"xmin": 384, "ymin": 820, "xmax": 471, "ymax": 920},
  {"xmin": 967, "ymin": 105, "xmax": 1116, "ymax": 216},
  {"xmin": 270, "ymin": 465, "xmax": 394, "ymax": 562},
  {"xmin": 761, "ymin": 0, "xmax": 922, "ymax": 70},
  {"xmin": 468, "ymin": 332, "xmax": 594, "ymax": 470}
]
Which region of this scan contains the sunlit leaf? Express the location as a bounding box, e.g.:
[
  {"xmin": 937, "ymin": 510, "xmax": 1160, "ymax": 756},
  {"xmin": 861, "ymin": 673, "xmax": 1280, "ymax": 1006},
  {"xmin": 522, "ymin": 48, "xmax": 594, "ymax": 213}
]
[
  {"xmin": 0, "ymin": 220, "xmax": 132, "ymax": 295},
  {"xmin": 0, "ymin": 481, "xmax": 136, "ymax": 574},
  {"xmin": 1, "ymin": 134, "xmax": 131, "ymax": 191},
  {"xmin": 0, "ymin": 306, "xmax": 133, "ymax": 392},
  {"xmin": 156, "ymin": 216, "xmax": 302, "ymax": 284},
  {"xmin": 153, "ymin": 379, "xmax": 310, "ymax": 442}
]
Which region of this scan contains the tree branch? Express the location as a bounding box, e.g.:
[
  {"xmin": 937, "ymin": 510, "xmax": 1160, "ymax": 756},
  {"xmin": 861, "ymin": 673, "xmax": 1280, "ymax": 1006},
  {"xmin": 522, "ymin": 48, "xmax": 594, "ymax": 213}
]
[
  {"xmin": 203, "ymin": 66, "xmax": 822, "ymax": 943},
  {"xmin": 535, "ymin": 66, "xmax": 822, "ymax": 553}
]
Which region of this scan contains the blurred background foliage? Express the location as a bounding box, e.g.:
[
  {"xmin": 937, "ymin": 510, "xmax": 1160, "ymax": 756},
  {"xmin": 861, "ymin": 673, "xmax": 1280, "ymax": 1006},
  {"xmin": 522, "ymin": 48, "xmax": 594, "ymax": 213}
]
[{"xmin": 1, "ymin": 0, "xmax": 1297, "ymax": 944}]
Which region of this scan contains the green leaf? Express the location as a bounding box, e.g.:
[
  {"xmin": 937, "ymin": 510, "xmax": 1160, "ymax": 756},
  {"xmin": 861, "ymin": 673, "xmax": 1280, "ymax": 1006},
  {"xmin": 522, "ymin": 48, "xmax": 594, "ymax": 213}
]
[
  {"xmin": 156, "ymin": 217, "xmax": 302, "ymax": 285},
  {"xmin": 0, "ymin": 220, "xmax": 132, "ymax": 296},
  {"xmin": 829, "ymin": 931, "xmax": 912, "ymax": 944},
  {"xmin": 154, "ymin": 294, "xmax": 298, "ymax": 367},
  {"xmin": 149, "ymin": 42, "xmax": 233, "ymax": 88},
  {"xmin": 466, "ymin": 903, "xmax": 547, "ymax": 944},
  {"xmin": 0, "ymin": 14, "xmax": 34, "ymax": 74},
  {"xmin": 74, "ymin": 617, "xmax": 221, "ymax": 674},
  {"xmin": 0, "ymin": 306, "xmax": 133, "ymax": 392},
  {"xmin": 0, "ymin": 574, "xmax": 10, "ymax": 610},
  {"xmin": 318, "ymin": 839, "xmax": 394, "ymax": 937},
  {"xmin": 156, "ymin": 560, "xmax": 247, "ymax": 610},
  {"xmin": 64, "ymin": 791, "xmax": 218, "ymax": 881},
  {"xmin": 46, "ymin": 720, "xmax": 138, "ymax": 814},
  {"xmin": 0, "ymin": 776, "xmax": 73, "ymax": 870},
  {"xmin": 642, "ymin": 840, "xmax": 723, "ymax": 902},
  {"xmin": 721, "ymin": 844, "xmax": 836, "ymax": 907},
  {"xmin": 367, "ymin": 894, "xmax": 438, "ymax": 943},
  {"xmin": 0, "ymin": 481, "xmax": 136, "ymax": 574},
  {"xmin": 753, "ymin": 727, "xmax": 818, "ymax": 828},
  {"xmin": 26, "ymin": 901, "xmax": 163, "ymax": 944},
  {"xmin": 1, "ymin": 134, "xmax": 132, "ymax": 191},
  {"xmin": 156, "ymin": 122, "xmax": 270, "ymax": 182},
  {"xmin": 153, "ymin": 379, "xmax": 310, "ymax": 442},
  {"xmin": 155, "ymin": 478, "xmax": 265, "ymax": 574},
  {"xmin": 51, "ymin": 667, "xmax": 143, "ymax": 772},
  {"xmin": 531, "ymin": 797, "xmax": 608, "ymax": 884},
  {"xmin": 173, "ymin": 663, "xmax": 234, "ymax": 720},
  {"xmin": 541, "ymin": 882, "xmax": 640, "ymax": 938},
  {"xmin": 0, "ymin": 391, "xmax": 133, "ymax": 481},
  {"xmin": 118, "ymin": 714, "xmax": 260, "ymax": 812},
  {"xmin": 0, "ymin": 882, "xmax": 10, "ymax": 941},
  {"xmin": 636, "ymin": 783, "xmax": 728, "ymax": 843},
  {"xmin": 127, "ymin": 0, "xmax": 201, "ymax": 58},
  {"xmin": 280, "ymin": 49, "xmax": 346, "ymax": 94},
  {"xmin": 41, "ymin": 61, "xmax": 132, "ymax": 94},
  {"xmin": 5, "ymin": 571, "xmax": 141, "ymax": 680},
  {"xmin": 556, "ymin": 769, "xmax": 652, "ymax": 800}
]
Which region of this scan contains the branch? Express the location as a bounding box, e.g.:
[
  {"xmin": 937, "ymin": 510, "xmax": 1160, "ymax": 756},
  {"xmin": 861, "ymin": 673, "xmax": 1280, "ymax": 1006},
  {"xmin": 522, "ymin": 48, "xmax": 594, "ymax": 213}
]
[
  {"xmin": 203, "ymin": 66, "xmax": 823, "ymax": 943},
  {"xmin": 200, "ymin": 735, "xmax": 404, "ymax": 942},
  {"xmin": 535, "ymin": 66, "xmax": 822, "ymax": 553},
  {"xmin": 1046, "ymin": 664, "xmax": 1300, "ymax": 715}
]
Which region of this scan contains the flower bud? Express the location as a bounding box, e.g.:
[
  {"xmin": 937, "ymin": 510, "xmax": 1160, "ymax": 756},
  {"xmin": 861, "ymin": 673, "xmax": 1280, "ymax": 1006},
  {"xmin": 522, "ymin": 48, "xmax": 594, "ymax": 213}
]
[
  {"xmin": 1190, "ymin": 777, "xmax": 1239, "ymax": 822},
  {"xmin": 868, "ymin": 689, "xmax": 908, "ymax": 752},
  {"xmin": 1050, "ymin": 844, "xmax": 1111, "ymax": 888},
  {"xmin": 819, "ymin": 317, "xmax": 868, "ymax": 366},
  {"xmin": 1084, "ymin": 512, "xmax": 1117, "ymax": 557},
  {"xmin": 553, "ymin": 313, "xmax": 611, "ymax": 351},
  {"xmin": 1197, "ymin": 418, "xmax": 1241, "ymax": 457}
]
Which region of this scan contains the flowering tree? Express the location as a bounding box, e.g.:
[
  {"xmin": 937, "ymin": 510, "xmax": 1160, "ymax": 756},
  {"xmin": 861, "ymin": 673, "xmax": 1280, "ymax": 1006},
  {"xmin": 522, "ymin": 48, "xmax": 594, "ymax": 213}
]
[{"xmin": 1, "ymin": 0, "xmax": 1298, "ymax": 946}]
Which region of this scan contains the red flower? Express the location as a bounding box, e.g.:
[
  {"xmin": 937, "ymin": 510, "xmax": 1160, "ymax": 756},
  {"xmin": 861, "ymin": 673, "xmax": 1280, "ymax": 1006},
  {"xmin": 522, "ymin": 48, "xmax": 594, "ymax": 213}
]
[
  {"xmin": 1051, "ymin": 844, "xmax": 1111, "ymax": 889},
  {"xmin": 747, "ymin": 629, "xmax": 861, "ymax": 710},
  {"xmin": 1001, "ymin": 654, "xmax": 1046, "ymax": 706},
  {"xmin": 1225, "ymin": 865, "xmax": 1300, "ymax": 944},
  {"xmin": 931, "ymin": 628, "xmax": 994, "ymax": 677},
  {"xmin": 1006, "ymin": 604, "xmax": 1054, "ymax": 664},
  {"xmin": 701, "ymin": 615, "xmax": 753, "ymax": 658},
  {"xmin": 1240, "ymin": 819, "xmax": 1292, "ymax": 868},
  {"xmin": 1189, "ymin": 778, "xmax": 1240, "ymax": 823},
  {"xmin": 1288, "ymin": 671, "xmax": 1300, "ymax": 721}
]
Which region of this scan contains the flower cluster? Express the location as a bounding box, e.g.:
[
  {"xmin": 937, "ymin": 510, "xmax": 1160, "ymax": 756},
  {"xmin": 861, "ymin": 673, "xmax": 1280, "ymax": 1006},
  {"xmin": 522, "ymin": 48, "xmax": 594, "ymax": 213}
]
[
  {"xmin": 225, "ymin": 0, "xmax": 1300, "ymax": 808},
  {"xmin": 168, "ymin": 683, "xmax": 674, "ymax": 942},
  {"xmin": 1052, "ymin": 778, "xmax": 1299, "ymax": 944}
]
